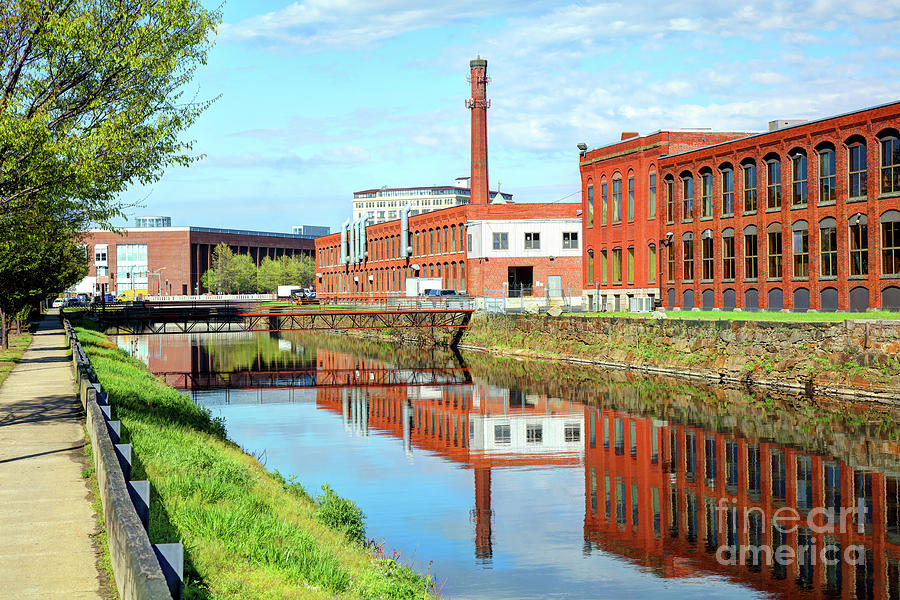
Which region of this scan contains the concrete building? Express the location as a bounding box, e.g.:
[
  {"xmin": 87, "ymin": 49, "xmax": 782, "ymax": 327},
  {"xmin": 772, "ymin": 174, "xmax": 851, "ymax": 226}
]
[
  {"xmin": 318, "ymin": 57, "xmax": 581, "ymax": 306},
  {"xmin": 79, "ymin": 218, "xmax": 319, "ymax": 297},
  {"xmin": 352, "ymin": 183, "xmax": 512, "ymax": 225},
  {"xmin": 580, "ymin": 101, "xmax": 900, "ymax": 312}
]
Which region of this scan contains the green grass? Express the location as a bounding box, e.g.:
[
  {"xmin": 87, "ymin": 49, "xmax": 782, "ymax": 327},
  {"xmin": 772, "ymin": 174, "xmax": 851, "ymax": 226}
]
[
  {"xmin": 73, "ymin": 320, "xmax": 437, "ymax": 600},
  {"xmin": 82, "ymin": 426, "xmax": 120, "ymax": 599},
  {"xmin": 563, "ymin": 310, "xmax": 900, "ymax": 322},
  {"xmin": 0, "ymin": 330, "xmax": 33, "ymax": 388}
]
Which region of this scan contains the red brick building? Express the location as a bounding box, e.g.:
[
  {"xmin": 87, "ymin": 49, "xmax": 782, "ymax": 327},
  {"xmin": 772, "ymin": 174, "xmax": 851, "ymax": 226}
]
[
  {"xmin": 316, "ymin": 56, "xmax": 583, "ymax": 303},
  {"xmin": 582, "ymin": 101, "xmax": 900, "ymax": 312},
  {"xmin": 80, "ymin": 224, "xmax": 316, "ymax": 297},
  {"xmin": 658, "ymin": 102, "xmax": 900, "ymax": 311},
  {"xmin": 315, "ymin": 202, "xmax": 583, "ymax": 301},
  {"xmin": 579, "ymin": 131, "xmax": 751, "ymax": 311}
]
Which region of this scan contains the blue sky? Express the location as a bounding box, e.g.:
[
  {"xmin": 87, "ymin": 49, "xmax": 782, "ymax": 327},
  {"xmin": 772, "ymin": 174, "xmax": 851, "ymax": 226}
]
[{"xmin": 120, "ymin": 0, "xmax": 900, "ymax": 233}]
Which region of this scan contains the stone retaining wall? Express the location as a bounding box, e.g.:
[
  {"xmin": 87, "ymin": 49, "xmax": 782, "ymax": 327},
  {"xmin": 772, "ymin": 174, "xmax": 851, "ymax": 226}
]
[{"xmin": 461, "ymin": 315, "xmax": 900, "ymax": 402}]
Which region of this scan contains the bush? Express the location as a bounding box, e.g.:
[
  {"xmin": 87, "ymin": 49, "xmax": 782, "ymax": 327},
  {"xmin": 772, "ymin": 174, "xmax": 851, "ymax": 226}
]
[{"xmin": 316, "ymin": 484, "xmax": 366, "ymax": 545}]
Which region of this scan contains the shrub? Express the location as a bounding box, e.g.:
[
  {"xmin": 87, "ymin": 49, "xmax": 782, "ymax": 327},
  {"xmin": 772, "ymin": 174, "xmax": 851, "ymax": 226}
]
[{"xmin": 316, "ymin": 484, "xmax": 366, "ymax": 545}]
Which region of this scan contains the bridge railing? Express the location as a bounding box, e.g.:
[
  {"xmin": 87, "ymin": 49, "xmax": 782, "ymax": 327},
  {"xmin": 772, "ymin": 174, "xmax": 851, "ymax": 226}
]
[{"xmin": 319, "ymin": 294, "xmax": 475, "ymax": 311}]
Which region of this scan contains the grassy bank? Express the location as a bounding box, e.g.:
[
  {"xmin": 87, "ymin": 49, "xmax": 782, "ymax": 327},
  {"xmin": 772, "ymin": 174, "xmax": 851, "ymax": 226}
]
[
  {"xmin": 0, "ymin": 330, "xmax": 33, "ymax": 388},
  {"xmin": 74, "ymin": 321, "xmax": 435, "ymax": 600}
]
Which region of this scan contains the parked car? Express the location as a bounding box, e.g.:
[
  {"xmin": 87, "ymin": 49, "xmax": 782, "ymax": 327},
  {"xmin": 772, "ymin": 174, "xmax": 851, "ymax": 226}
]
[
  {"xmin": 425, "ymin": 289, "xmax": 458, "ymax": 296},
  {"xmin": 51, "ymin": 297, "xmax": 66, "ymax": 308}
]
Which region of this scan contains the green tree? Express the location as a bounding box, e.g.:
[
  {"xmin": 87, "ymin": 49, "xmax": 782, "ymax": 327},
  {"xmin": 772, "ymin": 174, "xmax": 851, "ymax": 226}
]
[
  {"xmin": 257, "ymin": 256, "xmax": 280, "ymax": 294},
  {"xmin": 0, "ymin": 204, "xmax": 87, "ymax": 348},
  {"xmin": 297, "ymin": 255, "xmax": 316, "ymax": 289},
  {"xmin": 232, "ymin": 254, "xmax": 258, "ymax": 293},
  {"xmin": 0, "ymin": 0, "xmax": 220, "ymax": 225},
  {"xmin": 201, "ymin": 243, "xmax": 235, "ymax": 294}
]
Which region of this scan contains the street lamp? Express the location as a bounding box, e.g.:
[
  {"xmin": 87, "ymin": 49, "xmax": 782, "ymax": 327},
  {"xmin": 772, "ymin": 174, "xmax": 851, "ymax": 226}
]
[{"xmin": 151, "ymin": 267, "xmax": 167, "ymax": 297}]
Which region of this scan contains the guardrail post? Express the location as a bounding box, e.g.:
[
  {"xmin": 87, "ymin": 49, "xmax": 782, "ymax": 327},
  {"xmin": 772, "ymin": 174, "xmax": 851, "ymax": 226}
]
[
  {"xmin": 107, "ymin": 420, "xmax": 121, "ymax": 444},
  {"xmin": 114, "ymin": 444, "xmax": 132, "ymax": 480},
  {"xmin": 153, "ymin": 543, "xmax": 184, "ymax": 600},
  {"xmin": 128, "ymin": 481, "xmax": 151, "ymax": 531}
]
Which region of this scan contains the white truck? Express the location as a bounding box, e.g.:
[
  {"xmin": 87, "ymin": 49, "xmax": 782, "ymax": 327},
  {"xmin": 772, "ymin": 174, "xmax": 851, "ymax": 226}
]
[
  {"xmin": 277, "ymin": 285, "xmax": 302, "ymax": 299},
  {"xmin": 404, "ymin": 277, "xmax": 442, "ymax": 297}
]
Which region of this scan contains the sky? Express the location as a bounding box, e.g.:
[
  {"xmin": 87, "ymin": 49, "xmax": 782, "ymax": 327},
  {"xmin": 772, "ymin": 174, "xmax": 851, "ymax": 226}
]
[{"xmin": 119, "ymin": 0, "xmax": 900, "ymax": 233}]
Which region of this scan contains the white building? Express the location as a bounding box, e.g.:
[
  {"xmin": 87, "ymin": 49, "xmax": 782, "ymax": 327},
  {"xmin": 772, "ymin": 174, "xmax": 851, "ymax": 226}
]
[{"xmin": 352, "ymin": 182, "xmax": 513, "ymax": 225}]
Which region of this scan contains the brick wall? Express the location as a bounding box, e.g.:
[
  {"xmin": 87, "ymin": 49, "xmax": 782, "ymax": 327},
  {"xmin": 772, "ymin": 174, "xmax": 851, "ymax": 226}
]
[{"xmin": 659, "ymin": 101, "xmax": 900, "ymax": 311}]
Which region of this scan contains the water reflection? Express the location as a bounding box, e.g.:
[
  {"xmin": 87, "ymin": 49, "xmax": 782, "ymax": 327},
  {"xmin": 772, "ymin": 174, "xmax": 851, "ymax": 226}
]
[{"xmin": 116, "ymin": 332, "xmax": 900, "ymax": 600}]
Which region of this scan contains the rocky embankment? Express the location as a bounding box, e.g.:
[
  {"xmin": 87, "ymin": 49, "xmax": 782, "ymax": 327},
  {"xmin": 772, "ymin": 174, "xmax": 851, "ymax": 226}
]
[{"xmin": 460, "ymin": 314, "xmax": 900, "ymax": 403}]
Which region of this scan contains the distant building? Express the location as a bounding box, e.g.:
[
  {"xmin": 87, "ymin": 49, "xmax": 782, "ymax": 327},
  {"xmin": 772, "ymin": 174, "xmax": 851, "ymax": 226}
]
[
  {"xmin": 292, "ymin": 225, "xmax": 331, "ymax": 237},
  {"xmin": 134, "ymin": 215, "xmax": 171, "ymax": 228},
  {"xmin": 352, "ymin": 183, "xmax": 513, "ymax": 225},
  {"xmin": 79, "ymin": 222, "xmax": 315, "ymax": 297}
]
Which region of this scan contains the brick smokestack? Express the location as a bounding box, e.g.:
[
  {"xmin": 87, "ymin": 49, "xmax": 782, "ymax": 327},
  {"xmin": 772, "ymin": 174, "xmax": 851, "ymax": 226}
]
[{"xmin": 467, "ymin": 57, "xmax": 489, "ymax": 205}]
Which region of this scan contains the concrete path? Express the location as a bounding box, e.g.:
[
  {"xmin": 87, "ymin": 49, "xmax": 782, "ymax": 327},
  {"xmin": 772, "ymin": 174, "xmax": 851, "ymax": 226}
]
[{"xmin": 0, "ymin": 312, "xmax": 103, "ymax": 599}]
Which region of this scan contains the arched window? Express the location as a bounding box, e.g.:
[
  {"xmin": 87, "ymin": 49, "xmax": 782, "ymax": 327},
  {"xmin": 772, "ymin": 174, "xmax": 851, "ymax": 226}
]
[
  {"xmin": 600, "ymin": 177, "xmax": 608, "ymax": 226},
  {"xmin": 849, "ymin": 213, "xmax": 868, "ymax": 276},
  {"xmin": 681, "ymin": 171, "xmax": 694, "ymax": 221},
  {"xmin": 648, "ymin": 243, "xmax": 657, "ymax": 284},
  {"xmin": 611, "ymin": 247, "xmax": 623, "ymax": 283},
  {"xmin": 765, "ymin": 153, "xmax": 781, "ymax": 210},
  {"xmin": 720, "ymin": 163, "xmax": 734, "ymax": 216},
  {"xmin": 722, "ymin": 228, "xmax": 735, "ymax": 281},
  {"xmin": 817, "ymin": 142, "xmax": 837, "ymax": 203},
  {"xmin": 881, "ymin": 210, "xmax": 900, "ymax": 276},
  {"xmin": 612, "ymin": 173, "xmax": 623, "ymax": 224},
  {"xmin": 627, "ymin": 170, "xmax": 635, "ymax": 222},
  {"xmin": 627, "ymin": 246, "xmax": 635, "ymax": 284},
  {"xmin": 819, "ymin": 217, "xmax": 838, "ymax": 278},
  {"xmin": 789, "ymin": 148, "xmax": 807, "ymax": 206},
  {"xmin": 879, "ymin": 128, "xmax": 900, "ymax": 194},
  {"xmin": 744, "ymin": 225, "xmax": 759, "ymax": 280},
  {"xmin": 767, "ymin": 222, "xmax": 783, "ymax": 279},
  {"xmin": 443, "ymin": 226, "xmax": 449, "ymax": 253},
  {"xmin": 792, "ymin": 220, "xmax": 809, "ymax": 278},
  {"xmin": 648, "ymin": 167, "xmax": 657, "ymax": 219},
  {"xmin": 664, "ymin": 176, "xmax": 675, "ymax": 224},
  {"xmin": 586, "ymin": 179, "xmax": 594, "ymax": 228},
  {"xmin": 741, "ymin": 158, "xmax": 758, "ymax": 213},
  {"xmin": 847, "ymin": 135, "xmax": 868, "ymax": 199},
  {"xmin": 459, "ymin": 261, "xmax": 466, "ymax": 292},
  {"xmin": 701, "ymin": 229, "xmax": 714, "ymax": 280},
  {"xmin": 450, "ymin": 225, "xmax": 456, "ymax": 252},
  {"xmin": 586, "ymin": 248, "xmax": 594, "ymax": 284},
  {"xmin": 699, "ymin": 167, "xmax": 713, "ymax": 219},
  {"xmin": 682, "ymin": 232, "xmax": 694, "ymax": 281}
]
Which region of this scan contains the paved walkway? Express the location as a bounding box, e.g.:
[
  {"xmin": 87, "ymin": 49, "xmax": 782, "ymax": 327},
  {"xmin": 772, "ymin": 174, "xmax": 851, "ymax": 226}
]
[{"xmin": 0, "ymin": 312, "xmax": 103, "ymax": 598}]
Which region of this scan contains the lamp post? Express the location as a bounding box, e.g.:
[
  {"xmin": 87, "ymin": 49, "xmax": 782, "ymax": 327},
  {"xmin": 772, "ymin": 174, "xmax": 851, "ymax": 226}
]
[{"xmin": 151, "ymin": 267, "xmax": 167, "ymax": 297}]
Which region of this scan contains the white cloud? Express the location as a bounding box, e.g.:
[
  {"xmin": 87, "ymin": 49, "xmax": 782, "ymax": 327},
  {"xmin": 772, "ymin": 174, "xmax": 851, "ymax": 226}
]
[{"xmin": 750, "ymin": 71, "xmax": 790, "ymax": 85}]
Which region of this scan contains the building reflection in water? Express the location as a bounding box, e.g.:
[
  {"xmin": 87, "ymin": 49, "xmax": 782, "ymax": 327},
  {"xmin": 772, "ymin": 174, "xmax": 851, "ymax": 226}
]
[{"xmin": 125, "ymin": 332, "xmax": 900, "ymax": 599}]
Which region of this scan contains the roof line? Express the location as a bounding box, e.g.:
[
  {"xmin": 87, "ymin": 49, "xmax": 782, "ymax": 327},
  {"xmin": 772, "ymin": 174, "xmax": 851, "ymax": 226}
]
[{"xmin": 661, "ymin": 99, "xmax": 900, "ymax": 159}]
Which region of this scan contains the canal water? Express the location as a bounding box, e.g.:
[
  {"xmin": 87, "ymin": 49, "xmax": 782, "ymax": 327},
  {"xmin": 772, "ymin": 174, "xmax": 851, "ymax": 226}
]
[{"xmin": 115, "ymin": 331, "xmax": 900, "ymax": 600}]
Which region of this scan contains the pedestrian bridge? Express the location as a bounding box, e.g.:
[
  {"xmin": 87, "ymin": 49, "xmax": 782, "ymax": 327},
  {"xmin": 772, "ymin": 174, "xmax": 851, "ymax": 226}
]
[{"xmin": 90, "ymin": 302, "xmax": 473, "ymax": 346}]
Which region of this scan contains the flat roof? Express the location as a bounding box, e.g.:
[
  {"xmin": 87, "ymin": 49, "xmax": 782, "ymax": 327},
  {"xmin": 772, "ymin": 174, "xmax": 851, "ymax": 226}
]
[
  {"xmin": 88, "ymin": 226, "xmax": 319, "ymax": 240},
  {"xmin": 354, "ymin": 186, "xmax": 513, "ymax": 196},
  {"xmin": 661, "ymin": 99, "xmax": 900, "ymax": 159}
]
